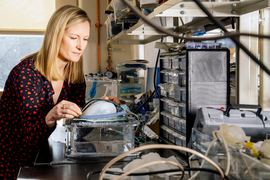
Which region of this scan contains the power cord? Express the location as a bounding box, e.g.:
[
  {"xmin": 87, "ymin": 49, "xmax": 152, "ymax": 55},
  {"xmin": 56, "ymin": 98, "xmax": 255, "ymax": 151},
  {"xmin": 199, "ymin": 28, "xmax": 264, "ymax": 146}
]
[
  {"xmin": 114, "ymin": 160, "xmax": 185, "ymax": 180},
  {"xmin": 98, "ymin": 144, "xmax": 225, "ymax": 180},
  {"xmin": 188, "ymin": 131, "xmax": 230, "ymax": 180},
  {"xmin": 214, "ymin": 131, "xmax": 230, "ymax": 176},
  {"xmin": 179, "ymin": 17, "xmax": 185, "ymax": 44},
  {"xmin": 153, "ymin": 34, "xmax": 163, "ymax": 99},
  {"xmin": 87, "ymin": 168, "xmax": 229, "ymax": 180},
  {"xmin": 188, "ymin": 138, "xmax": 218, "ymax": 179},
  {"xmin": 152, "ymin": 17, "xmax": 165, "ymax": 99},
  {"xmin": 134, "ymin": 88, "xmax": 159, "ymax": 113}
]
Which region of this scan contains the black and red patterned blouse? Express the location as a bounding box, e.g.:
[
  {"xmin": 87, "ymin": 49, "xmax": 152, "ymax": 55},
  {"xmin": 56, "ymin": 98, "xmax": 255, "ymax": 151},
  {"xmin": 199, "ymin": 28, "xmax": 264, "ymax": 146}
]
[{"xmin": 0, "ymin": 53, "xmax": 86, "ymax": 179}]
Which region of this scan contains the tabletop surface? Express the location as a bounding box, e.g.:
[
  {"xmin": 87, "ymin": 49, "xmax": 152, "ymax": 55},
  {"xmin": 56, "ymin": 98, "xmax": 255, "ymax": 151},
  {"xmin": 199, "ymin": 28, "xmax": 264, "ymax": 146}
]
[{"xmin": 18, "ymin": 138, "xmax": 188, "ymax": 180}]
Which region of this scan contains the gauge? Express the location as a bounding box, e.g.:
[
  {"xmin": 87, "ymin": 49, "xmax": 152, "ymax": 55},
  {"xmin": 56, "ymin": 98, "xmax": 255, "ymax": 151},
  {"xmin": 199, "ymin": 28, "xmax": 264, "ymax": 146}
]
[{"xmin": 105, "ymin": 70, "xmax": 114, "ymax": 79}]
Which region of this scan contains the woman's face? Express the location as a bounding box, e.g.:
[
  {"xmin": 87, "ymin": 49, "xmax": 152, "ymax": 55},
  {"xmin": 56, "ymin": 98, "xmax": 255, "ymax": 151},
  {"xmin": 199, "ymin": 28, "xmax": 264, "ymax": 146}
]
[{"xmin": 58, "ymin": 21, "xmax": 90, "ymax": 63}]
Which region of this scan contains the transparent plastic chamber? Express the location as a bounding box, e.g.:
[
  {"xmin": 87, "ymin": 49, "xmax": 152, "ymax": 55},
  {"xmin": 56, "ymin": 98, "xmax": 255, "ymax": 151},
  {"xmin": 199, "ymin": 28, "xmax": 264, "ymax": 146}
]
[
  {"xmin": 85, "ymin": 79, "xmax": 118, "ymax": 101},
  {"xmin": 161, "ymin": 98, "xmax": 186, "ymax": 118},
  {"xmin": 191, "ymin": 128, "xmax": 270, "ymax": 180},
  {"xmin": 116, "ymin": 64, "xmax": 146, "ymax": 97},
  {"xmin": 64, "ymin": 119, "xmax": 139, "ymax": 157}
]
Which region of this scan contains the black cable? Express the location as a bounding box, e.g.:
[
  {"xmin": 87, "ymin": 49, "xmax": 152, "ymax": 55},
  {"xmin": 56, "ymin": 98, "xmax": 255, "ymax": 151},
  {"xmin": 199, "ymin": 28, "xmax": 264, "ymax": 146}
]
[
  {"xmin": 230, "ymin": 17, "xmax": 235, "ymax": 29},
  {"xmin": 134, "ymin": 87, "xmax": 159, "ymax": 113},
  {"xmin": 153, "ymin": 45, "xmax": 161, "ymax": 99},
  {"xmin": 153, "ymin": 34, "xmax": 164, "ymax": 99},
  {"xmin": 180, "ymin": 17, "xmax": 184, "ymax": 25},
  {"xmin": 133, "ymin": 18, "xmax": 164, "ymax": 114},
  {"xmin": 152, "ymin": 17, "xmax": 165, "ymax": 99},
  {"xmin": 121, "ymin": 0, "xmax": 270, "ymax": 77},
  {"xmin": 179, "ymin": 17, "xmax": 185, "ymax": 44},
  {"xmin": 193, "ymin": 0, "xmax": 270, "ymax": 76},
  {"xmin": 87, "ymin": 168, "xmax": 229, "ymax": 180}
]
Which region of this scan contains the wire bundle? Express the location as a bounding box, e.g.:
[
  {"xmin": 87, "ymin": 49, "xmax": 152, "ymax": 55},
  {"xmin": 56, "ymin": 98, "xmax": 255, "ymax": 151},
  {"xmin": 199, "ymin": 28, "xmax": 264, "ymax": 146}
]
[{"xmin": 98, "ymin": 144, "xmax": 226, "ymax": 180}]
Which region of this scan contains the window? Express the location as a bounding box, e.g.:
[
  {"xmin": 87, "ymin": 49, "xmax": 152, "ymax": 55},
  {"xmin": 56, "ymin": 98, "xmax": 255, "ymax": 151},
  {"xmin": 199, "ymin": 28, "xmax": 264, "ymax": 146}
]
[{"xmin": 0, "ymin": 35, "xmax": 44, "ymax": 89}]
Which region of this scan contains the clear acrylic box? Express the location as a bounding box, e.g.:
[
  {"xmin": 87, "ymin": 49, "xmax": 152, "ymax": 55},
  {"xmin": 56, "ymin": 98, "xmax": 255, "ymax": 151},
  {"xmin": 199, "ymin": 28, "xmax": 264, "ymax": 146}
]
[
  {"xmin": 175, "ymin": 133, "xmax": 186, "ymax": 147},
  {"xmin": 174, "ymin": 116, "xmax": 186, "ymax": 134},
  {"xmin": 169, "ymin": 54, "xmax": 186, "ymax": 70},
  {"xmin": 161, "ymin": 98, "xmax": 169, "ymax": 111},
  {"xmin": 158, "ymin": 83, "xmax": 167, "ymax": 97},
  {"xmin": 169, "ymin": 101, "xmax": 180, "ymax": 116},
  {"xmin": 168, "ymin": 115, "xmax": 175, "ymax": 128},
  {"xmin": 168, "ymin": 70, "xmax": 180, "ymax": 84},
  {"xmin": 174, "ymin": 116, "xmax": 182, "ymax": 132},
  {"xmin": 179, "ymin": 103, "xmax": 186, "ymax": 118},
  {"xmin": 181, "ymin": 73, "xmax": 186, "ymax": 86},
  {"xmin": 171, "ymin": 56, "xmax": 180, "ymax": 69},
  {"xmin": 168, "ymin": 70, "xmax": 186, "ymax": 86},
  {"xmin": 161, "ymin": 125, "xmax": 187, "ymax": 147},
  {"xmin": 163, "ymin": 130, "xmax": 169, "ymax": 139},
  {"xmin": 160, "ymin": 58, "xmax": 171, "ymax": 69},
  {"xmin": 160, "ymin": 111, "xmax": 169, "ymax": 126},
  {"xmin": 180, "ymin": 87, "xmax": 186, "ymax": 101},
  {"xmin": 181, "ymin": 120, "xmax": 186, "ymax": 134},
  {"xmin": 167, "ymin": 84, "xmax": 186, "ymax": 102},
  {"xmin": 64, "ymin": 119, "xmax": 138, "ymax": 157},
  {"xmin": 168, "ymin": 84, "xmax": 181, "ymax": 100},
  {"xmin": 169, "ymin": 132, "xmax": 176, "ymax": 144},
  {"xmin": 179, "ymin": 56, "xmax": 186, "ymax": 71},
  {"xmin": 160, "ymin": 69, "xmax": 170, "ymax": 83}
]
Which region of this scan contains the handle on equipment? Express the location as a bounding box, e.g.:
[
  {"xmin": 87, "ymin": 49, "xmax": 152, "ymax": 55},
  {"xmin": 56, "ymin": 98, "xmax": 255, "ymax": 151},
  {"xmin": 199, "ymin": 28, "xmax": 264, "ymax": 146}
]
[{"xmin": 224, "ymin": 104, "xmax": 262, "ymax": 117}]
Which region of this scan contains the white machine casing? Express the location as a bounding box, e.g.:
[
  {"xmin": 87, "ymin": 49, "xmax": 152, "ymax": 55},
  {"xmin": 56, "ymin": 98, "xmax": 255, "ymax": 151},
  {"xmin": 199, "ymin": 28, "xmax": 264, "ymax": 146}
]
[{"xmin": 193, "ymin": 106, "xmax": 270, "ymax": 143}]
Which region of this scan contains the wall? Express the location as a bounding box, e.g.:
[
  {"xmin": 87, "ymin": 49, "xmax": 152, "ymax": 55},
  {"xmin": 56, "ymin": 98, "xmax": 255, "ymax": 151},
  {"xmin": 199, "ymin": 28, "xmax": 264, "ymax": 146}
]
[
  {"xmin": 55, "ymin": 0, "xmax": 77, "ymax": 8},
  {"xmin": 0, "ymin": 0, "xmax": 55, "ymax": 30}
]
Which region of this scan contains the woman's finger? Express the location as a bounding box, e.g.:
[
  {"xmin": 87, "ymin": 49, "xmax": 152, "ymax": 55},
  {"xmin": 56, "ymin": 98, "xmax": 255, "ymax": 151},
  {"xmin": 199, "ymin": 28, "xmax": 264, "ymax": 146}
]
[
  {"xmin": 60, "ymin": 101, "xmax": 82, "ymax": 116},
  {"xmin": 102, "ymin": 96, "xmax": 121, "ymax": 105},
  {"xmin": 61, "ymin": 113, "xmax": 79, "ymax": 119},
  {"xmin": 61, "ymin": 108, "xmax": 81, "ymax": 117}
]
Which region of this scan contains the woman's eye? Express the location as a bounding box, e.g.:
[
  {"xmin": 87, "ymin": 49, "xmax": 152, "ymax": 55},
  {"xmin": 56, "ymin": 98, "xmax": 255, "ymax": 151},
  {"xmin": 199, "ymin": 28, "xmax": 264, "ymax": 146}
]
[
  {"xmin": 70, "ymin": 37, "xmax": 77, "ymax": 40},
  {"xmin": 84, "ymin": 38, "xmax": 89, "ymax": 41}
]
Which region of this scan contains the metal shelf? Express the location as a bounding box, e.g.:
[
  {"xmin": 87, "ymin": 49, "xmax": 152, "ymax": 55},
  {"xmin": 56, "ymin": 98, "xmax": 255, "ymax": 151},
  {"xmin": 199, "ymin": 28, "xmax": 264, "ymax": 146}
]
[
  {"xmin": 106, "ymin": 0, "xmax": 270, "ymax": 45},
  {"xmin": 107, "ymin": 0, "xmax": 182, "ymax": 44}
]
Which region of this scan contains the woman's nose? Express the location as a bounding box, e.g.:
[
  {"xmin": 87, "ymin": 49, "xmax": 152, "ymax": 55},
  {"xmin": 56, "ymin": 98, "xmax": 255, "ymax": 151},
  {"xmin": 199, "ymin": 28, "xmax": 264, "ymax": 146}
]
[{"xmin": 76, "ymin": 40, "xmax": 82, "ymax": 50}]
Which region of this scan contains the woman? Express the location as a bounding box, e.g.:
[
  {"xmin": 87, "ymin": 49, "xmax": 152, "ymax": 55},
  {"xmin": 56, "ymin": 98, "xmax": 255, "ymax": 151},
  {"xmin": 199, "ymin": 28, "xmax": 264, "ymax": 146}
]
[{"xmin": 0, "ymin": 5, "xmax": 118, "ymax": 179}]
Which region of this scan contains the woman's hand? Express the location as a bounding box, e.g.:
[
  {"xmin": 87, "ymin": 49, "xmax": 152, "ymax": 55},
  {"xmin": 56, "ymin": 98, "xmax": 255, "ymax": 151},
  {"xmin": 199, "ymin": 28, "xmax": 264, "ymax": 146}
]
[
  {"xmin": 45, "ymin": 100, "xmax": 82, "ymax": 128},
  {"xmin": 101, "ymin": 96, "xmax": 121, "ymax": 105}
]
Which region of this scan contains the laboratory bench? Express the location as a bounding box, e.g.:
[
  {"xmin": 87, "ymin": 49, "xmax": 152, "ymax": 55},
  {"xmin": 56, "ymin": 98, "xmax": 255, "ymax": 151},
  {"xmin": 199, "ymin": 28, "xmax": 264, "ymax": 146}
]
[
  {"xmin": 17, "ymin": 130, "xmax": 270, "ymax": 180},
  {"xmin": 17, "ymin": 139, "xmax": 188, "ymax": 180},
  {"xmin": 18, "ymin": 140, "xmax": 129, "ymax": 179}
]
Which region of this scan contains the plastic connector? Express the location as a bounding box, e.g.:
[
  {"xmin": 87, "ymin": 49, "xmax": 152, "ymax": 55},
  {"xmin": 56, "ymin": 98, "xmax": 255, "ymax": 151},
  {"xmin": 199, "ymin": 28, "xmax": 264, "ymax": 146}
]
[{"xmin": 245, "ymin": 142, "xmax": 259, "ymax": 157}]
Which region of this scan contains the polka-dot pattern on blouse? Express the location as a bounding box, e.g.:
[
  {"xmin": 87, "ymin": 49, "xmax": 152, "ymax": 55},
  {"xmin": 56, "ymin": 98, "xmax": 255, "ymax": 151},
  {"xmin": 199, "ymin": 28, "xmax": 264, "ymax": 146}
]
[{"xmin": 0, "ymin": 54, "xmax": 85, "ymax": 179}]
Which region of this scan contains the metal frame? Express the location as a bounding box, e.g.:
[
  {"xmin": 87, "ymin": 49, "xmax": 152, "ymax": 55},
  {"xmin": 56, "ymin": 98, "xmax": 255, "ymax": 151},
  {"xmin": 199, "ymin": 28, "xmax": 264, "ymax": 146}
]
[
  {"xmin": 107, "ymin": 0, "xmax": 270, "ymax": 44},
  {"xmin": 238, "ymin": 11, "xmax": 259, "ymax": 105},
  {"xmin": 259, "ymin": 9, "xmax": 270, "ymax": 110}
]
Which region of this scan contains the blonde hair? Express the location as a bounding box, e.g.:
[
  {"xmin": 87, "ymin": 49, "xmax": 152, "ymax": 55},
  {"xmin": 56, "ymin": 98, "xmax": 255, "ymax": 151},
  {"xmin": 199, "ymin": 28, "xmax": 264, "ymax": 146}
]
[{"xmin": 35, "ymin": 5, "xmax": 91, "ymax": 84}]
